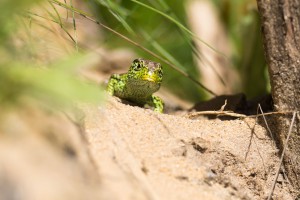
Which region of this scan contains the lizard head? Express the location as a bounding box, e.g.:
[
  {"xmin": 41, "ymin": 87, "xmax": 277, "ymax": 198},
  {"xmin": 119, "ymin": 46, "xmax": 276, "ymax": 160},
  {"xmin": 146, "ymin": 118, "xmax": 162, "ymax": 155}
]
[{"xmin": 127, "ymin": 58, "xmax": 163, "ymax": 86}]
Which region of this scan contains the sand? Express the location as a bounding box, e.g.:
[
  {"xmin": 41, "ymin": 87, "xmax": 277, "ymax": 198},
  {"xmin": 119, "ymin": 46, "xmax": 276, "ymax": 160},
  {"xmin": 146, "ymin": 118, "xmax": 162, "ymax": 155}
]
[
  {"xmin": 82, "ymin": 96, "xmax": 294, "ymax": 200},
  {"xmin": 0, "ymin": 94, "xmax": 294, "ymax": 200}
]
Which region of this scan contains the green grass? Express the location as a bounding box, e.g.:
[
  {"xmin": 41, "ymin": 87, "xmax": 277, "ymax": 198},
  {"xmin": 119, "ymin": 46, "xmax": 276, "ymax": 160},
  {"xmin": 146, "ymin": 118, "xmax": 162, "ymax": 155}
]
[
  {"xmin": 88, "ymin": 0, "xmax": 268, "ymax": 100},
  {"xmin": 0, "ymin": 0, "xmax": 104, "ymax": 110},
  {"xmin": 0, "ymin": 0, "xmax": 268, "ymax": 111}
]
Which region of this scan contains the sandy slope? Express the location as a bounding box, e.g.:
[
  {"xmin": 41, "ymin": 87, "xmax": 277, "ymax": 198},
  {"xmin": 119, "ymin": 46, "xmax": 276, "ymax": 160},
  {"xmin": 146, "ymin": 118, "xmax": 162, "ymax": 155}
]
[
  {"xmin": 83, "ymin": 96, "xmax": 293, "ymax": 200},
  {"xmin": 0, "ymin": 97, "xmax": 294, "ymax": 200}
]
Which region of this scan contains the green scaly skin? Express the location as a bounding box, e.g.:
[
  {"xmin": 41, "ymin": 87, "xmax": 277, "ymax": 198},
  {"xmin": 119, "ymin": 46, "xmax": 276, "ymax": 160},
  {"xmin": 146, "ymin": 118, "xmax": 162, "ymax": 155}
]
[{"xmin": 106, "ymin": 58, "xmax": 164, "ymax": 113}]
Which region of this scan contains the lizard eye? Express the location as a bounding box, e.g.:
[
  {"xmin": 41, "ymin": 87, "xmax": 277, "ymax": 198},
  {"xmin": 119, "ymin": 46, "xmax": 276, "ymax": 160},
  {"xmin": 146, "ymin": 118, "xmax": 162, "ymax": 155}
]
[
  {"xmin": 135, "ymin": 63, "xmax": 142, "ymax": 70},
  {"xmin": 133, "ymin": 60, "xmax": 143, "ymax": 71}
]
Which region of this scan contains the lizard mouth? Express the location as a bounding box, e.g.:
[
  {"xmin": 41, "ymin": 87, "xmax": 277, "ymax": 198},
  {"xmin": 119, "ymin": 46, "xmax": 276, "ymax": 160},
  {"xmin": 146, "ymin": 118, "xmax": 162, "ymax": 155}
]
[
  {"xmin": 142, "ymin": 75, "xmax": 157, "ymax": 82},
  {"xmin": 142, "ymin": 77, "xmax": 156, "ymax": 82}
]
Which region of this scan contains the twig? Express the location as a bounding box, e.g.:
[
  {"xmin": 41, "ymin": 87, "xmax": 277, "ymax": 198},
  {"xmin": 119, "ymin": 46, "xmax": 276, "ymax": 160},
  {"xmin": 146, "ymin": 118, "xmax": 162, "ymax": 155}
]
[
  {"xmin": 248, "ymin": 111, "xmax": 294, "ymax": 118},
  {"xmin": 244, "ymin": 104, "xmax": 266, "ymax": 172},
  {"xmin": 258, "ymin": 104, "xmax": 275, "ymax": 144},
  {"xmin": 267, "ymin": 111, "xmax": 297, "ymax": 200},
  {"xmin": 219, "ymin": 99, "xmax": 227, "ymax": 111},
  {"xmin": 186, "ymin": 110, "xmax": 247, "ymax": 119},
  {"xmin": 186, "ymin": 110, "xmax": 294, "ymax": 119}
]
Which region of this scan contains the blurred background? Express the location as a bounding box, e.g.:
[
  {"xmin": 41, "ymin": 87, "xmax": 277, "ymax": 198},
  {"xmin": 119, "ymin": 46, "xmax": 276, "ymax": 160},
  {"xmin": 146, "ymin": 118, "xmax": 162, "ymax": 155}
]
[{"xmin": 0, "ymin": 0, "xmax": 268, "ymax": 109}]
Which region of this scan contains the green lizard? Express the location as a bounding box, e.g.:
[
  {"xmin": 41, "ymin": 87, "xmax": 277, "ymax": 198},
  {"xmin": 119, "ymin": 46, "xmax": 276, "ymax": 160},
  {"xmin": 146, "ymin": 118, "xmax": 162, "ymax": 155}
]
[{"xmin": 106, "ymin": 58, "xmax": 164, "ymax": 113}]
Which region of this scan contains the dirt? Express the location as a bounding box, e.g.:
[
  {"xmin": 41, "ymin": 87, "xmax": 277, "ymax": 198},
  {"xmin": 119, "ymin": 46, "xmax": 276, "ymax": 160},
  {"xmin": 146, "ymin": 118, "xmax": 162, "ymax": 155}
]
[
  {"xmin": 82, "ymin": 96, "xmax": 293, "ymax": 200},
  {"xmin": 0, "ymin": 96, "xmax": 295, "ymax": 200}
]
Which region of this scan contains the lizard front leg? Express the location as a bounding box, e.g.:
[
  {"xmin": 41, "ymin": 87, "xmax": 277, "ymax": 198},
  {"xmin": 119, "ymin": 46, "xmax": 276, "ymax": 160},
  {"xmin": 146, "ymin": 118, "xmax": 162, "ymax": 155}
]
[
  {"xmin": 106, "ymin": 74, "xmax": 121, "ymax": 96},
  {"xmin": 147, "ymin": 95, "xmax": 164, "ymax": 113}
]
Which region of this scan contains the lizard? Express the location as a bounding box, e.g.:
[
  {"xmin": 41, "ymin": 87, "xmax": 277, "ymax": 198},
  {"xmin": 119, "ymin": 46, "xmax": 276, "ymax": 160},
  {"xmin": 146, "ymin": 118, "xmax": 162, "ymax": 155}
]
[{"xmin": 106, "ymin": 58, "xmax": 164, "ymax": 113}]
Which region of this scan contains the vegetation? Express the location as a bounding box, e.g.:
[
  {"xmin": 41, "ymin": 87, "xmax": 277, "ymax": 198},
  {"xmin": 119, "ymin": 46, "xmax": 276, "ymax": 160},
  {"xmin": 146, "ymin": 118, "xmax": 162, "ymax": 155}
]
[
  {"xmin": 89, "ymin": 0, "xmax": 268, "ymax": 99},
  {"xmin": 0, "ymin": 0, "xmax": 268, "ymax": 110},
  {"xmin": 0, "ymin": 0, "xmax": 103, "ymax": 109}
]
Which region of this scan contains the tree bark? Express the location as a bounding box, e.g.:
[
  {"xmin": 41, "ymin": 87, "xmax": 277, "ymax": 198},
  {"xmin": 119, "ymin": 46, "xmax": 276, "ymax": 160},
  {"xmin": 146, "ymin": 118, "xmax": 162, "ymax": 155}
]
[{"xmin": 257, "ymin": 0, "xmax": 300, "ymax": 193}]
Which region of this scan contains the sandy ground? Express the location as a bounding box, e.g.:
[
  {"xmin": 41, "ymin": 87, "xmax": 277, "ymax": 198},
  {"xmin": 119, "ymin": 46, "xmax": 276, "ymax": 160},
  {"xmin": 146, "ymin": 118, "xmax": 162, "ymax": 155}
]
[
  {"xmin": 0, "ymin": 96, "xmax": 295, "ymax": 200},
  {"xmin": 82, "ymin": 96, "xmax": 294, "ymax": 200}
]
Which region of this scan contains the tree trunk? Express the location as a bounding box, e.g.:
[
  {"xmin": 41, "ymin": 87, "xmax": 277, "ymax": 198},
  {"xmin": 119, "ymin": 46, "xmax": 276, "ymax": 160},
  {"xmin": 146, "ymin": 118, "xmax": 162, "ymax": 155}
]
[{"xmin": 257, "ymin": 0, "xmax": 300, "ymax": 193}]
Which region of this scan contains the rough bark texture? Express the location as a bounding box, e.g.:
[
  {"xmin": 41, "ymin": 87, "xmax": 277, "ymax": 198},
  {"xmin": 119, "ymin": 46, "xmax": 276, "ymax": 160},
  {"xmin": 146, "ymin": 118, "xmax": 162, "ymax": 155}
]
[{"xmin": 257, "ymin": 0, "xmax": 300, "ymax": 193}]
